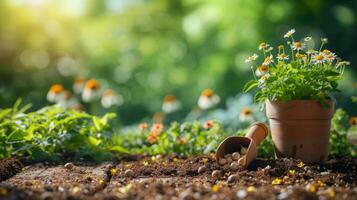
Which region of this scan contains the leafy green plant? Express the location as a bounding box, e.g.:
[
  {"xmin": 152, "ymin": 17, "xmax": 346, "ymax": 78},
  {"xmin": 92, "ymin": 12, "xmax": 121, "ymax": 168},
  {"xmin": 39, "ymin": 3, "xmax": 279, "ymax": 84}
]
[
  {"xmin": 117, "ymin": 121, "xmax": 229, "ymax": 156},
  {"xmin": 243, "ymin": 29, "xmax": 350, "ymax": 107},
  {"xmin": 329, "ymin": 108, "xmax": 356, "ymax": 157},
  {"xmin": 0, "ymin": 100, "xmax": 128, "ymax": 162}
]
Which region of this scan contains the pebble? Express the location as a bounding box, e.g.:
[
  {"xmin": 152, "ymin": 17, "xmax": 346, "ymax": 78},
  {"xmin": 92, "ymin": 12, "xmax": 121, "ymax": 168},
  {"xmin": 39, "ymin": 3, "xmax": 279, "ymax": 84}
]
[
  {"xmin": 211, "ymin": 170, "xmax": 222, "ymax": 178},
  {"xmin": 320, "ymin": 171, "xmax": 330, "ymax": 176},
  {"xmin": 124, "ymin": 169, "xmax": 134, "ymax": 177},
  {"xmin": 232, "ymin": 152, "xmax": 240, "ymax": 161},
  {"xmin": 236, "ymin": 190, "xmax": 247, "ymax": 198},
  {"xmin": 198, "ymin": 166, "xmax": 207, "ymax": 174},
  {"xmin": 240, "ymin": 147, "xmax": 248, "ymax": 155},
  {"xmin": 277, "ymin": 191, "xmax": 289, "ymax": 199},
  {"xmin": 227, "ymin": 175, "xmax": 237, "ymax": 183},
  {"xmin": 237, "ymin": 157, "xmax": 245, "ymax": 166},
  {"xmin": 58, "ymin": 187, "xmax": 65, "ymax": 192},
  {"xmin": 218, "ymin": 158, "xmax": 227, "ymax": 166},
  {"xmin": 226, "ymin": 157, "xmax": 233, "ymax": 163},
  {"xmin": 230, "ymin": 162, "xmax": 239, "ymax": 171},
  {"xmin": 64, "ymin": 162, "xmax": 74, "ymax": 170}
]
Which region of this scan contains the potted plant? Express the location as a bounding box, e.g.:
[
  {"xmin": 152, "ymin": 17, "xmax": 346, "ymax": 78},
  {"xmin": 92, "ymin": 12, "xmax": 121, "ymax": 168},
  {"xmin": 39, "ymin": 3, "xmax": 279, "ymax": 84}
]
[{"xmin": 243, "ymin": 29, "xmax": 350, "ymax": 163}]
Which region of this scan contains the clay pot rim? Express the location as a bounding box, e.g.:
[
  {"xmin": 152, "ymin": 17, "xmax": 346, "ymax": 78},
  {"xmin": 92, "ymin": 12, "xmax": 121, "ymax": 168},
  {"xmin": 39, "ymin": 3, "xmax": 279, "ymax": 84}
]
[{"xmin": 266, "ymin": 99, "xmax": 333, "ymax": 104}]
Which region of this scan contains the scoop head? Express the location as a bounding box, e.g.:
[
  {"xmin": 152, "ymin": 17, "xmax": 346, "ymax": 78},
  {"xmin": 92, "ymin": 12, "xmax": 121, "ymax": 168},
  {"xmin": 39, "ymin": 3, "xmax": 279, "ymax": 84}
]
[{"xmin": 215, "ymin": 122, "xmax": 268, "ymax": 168}]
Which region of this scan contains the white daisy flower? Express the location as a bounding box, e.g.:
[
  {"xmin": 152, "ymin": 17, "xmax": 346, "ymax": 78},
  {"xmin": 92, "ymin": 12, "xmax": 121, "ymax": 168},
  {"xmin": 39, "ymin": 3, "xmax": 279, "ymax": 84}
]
[
  {"xmin": 101, "ymin": 89, "xmax": 123, "ymax": 108},
  {"xmin": 276, "ymin": 53, "xmax": 289, "ymax": 61},
  {"xmin": 312, "ymin": 53, "xmax": 326, "ymax": 64},
  {"xmin": 325, "ymin": 52, "xmax": 336, "ymax": 62},
  {"xmin": 284, "ymin": 29, "xmax": 295, "ymax": 38},
  {"xmin": 82, "ymin": 79, "xmax": 101, "ymax": 103},
  {"xmin": 239, "ymin": 107, "xmax": 254, "ymax": 122},
  {"xmin": 162, "ymin": 95, "xmax": 182, "ymax": 114},
  {"xmin": 198, "ymin": 89, "xmax": 220, "ymax": 110},
  {"xmin": 264, "ymin": 46, "xmax": 274, "ymax": 53},
  {"xmin": 245, "ymin": 54, "xmax": 259, "ymax": 63},
  {"xmin": 47, "ymin": 84, "xmax": 65, "ymax": 103},
  {"xmin": 255, "ymin": 65, "xmax": 269, "ymax": 77},
  {"xmin": 73, "ymin": 78, "xmax": 86, "ymax": 94},
  {"xmin": 262, "ymin": 55, "xmax": 274, "ymax": 66},
  {"xmin": 291, "ymin": 42, "xmax": 306, "ymax": 51},
  {"xmin": 259, "ymin": 43, "xmax": 270, "ymax": 50}
]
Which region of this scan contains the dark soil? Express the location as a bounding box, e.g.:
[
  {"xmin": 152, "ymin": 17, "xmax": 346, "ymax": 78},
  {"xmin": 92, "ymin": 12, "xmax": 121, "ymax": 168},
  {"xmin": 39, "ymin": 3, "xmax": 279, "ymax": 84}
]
[
  {"xmin": 0, "ymin": 155, "xmax": 356, "ymax": 200},
  {"xmin": 0, "ymin": 157, "xmax": 23, "ymax": 182}
]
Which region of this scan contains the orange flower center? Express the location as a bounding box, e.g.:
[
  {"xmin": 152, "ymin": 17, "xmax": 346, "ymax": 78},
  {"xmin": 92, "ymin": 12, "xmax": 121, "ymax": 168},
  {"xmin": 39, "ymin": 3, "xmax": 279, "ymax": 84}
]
[
  {"xmin": 316, "ymin": 54, "xmax": 324, "ymax": 61},
  {"xmin": 322, "ymin": 49, "xmax": 331, "ymax": 54},
  {"xmin": 164, "ymin": 95, "xmax": 176, "ymax": 102},
  {"xmin": 85, "ymin": 79, "xmax": 100, "ymax": 90},
  {"xmin": 202, "ymin": 89, "xmax": 214, "ymax": 97},
  {"xmin": 259, "ymin": 66, "xmax": 269, "ymax": 72},
  {"xmin": 295, "ymin": 42, "xmax": 302, "ymax": 48},
  {"xmin": 241, "ymin": 107, "xmax": 252, "ymax": 116},
  {"xmin": 259, "ymin": 43, "xmax": 266, "ymax": 49},
  {"xmin": 295, "ymin": 53, "xmax": 306, "ymax": 59},
  {"xmin": 50, "ymin": 84, "xmax": 64, "ymax": 94}
]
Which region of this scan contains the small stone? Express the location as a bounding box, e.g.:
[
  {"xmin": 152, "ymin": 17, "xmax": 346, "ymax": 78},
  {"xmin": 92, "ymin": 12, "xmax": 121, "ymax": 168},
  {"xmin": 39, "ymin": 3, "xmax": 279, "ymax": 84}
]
[
  {"xmin": 218, "ymin": 158, "xmax": 227, "ymax": 166},
  {"xmin": 227, "ymin": 174, "xmax": 237, "ymax": 183},
  {"xmin": 277, "ymin": 191, "xmax": 289, "ymax": 199},
  {"xmin": 232, "ymin": 152, "xmax": 240, "ymax": 161},
  {"xmin": 226, "ymin": 157, "xmax": 233, "ymax": 163},
  {"xmin": 198, "ymin": 166, "xmax": 207, "ymax": 174},
  {"xmin": 237, "ymin": 157, "xmax": 246, "ymax": 166},
  {"xmin": 64, "ymin": 162, "xmax": 74, "ymax": 170},
  {"xmin": 211, "ymin": 170, "xmax": 222, "ymax": 178},
  {"xmin": 58, "ymin": 187, "xmax": 64, "ymax": 193},
  {"xmin": 230, "ymin": 162, "xmax": 239, "ymax": 171},
  {"xmin": 236, "ymin": 190, "xmax": 247, "ymax": 198},
  {"xmin": 240, "ymin": 147, "xmax": 248, "ymax": 155},
  {"xmin": 320, "ymin": 171, "xmax": 330, "ymax": 176},
  {"xmin": 124, "ymin": 169, "xmax": 134, "ymax": 177}
]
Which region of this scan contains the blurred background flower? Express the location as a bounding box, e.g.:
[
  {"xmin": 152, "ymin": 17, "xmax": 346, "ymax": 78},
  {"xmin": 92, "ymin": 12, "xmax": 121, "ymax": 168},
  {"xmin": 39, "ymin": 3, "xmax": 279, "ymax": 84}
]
[{"xmin": 0, "ymin": 0, "xmax": 356, "ymax": 128}]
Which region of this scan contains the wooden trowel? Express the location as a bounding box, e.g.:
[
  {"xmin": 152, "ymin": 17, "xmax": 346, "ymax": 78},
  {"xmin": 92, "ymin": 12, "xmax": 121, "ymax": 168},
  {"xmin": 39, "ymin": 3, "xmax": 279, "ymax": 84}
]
[{"xmin": 216, "ymin": 122, "xmax": 268, "ymax": 169}]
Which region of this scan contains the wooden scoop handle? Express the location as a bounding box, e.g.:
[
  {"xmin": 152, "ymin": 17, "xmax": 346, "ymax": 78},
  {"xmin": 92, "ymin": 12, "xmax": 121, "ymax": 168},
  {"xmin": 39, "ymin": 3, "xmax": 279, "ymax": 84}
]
[{"xmin": 245, "ymin": 122, "xmax": 268, "ymax": 146}]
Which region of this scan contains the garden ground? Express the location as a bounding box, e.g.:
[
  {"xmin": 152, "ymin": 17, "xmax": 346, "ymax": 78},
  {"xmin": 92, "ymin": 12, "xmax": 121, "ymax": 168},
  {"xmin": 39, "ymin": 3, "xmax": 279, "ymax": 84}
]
[{"xmin": 0, "ymin": 155, "xmax": 356, "ymax": 200}]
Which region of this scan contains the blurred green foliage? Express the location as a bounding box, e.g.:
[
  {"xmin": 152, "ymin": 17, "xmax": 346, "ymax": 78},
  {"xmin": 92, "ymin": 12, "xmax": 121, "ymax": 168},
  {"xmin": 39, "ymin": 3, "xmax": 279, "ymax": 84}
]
[
  {"xmin": 0, "ymin": 0, "xmax": 356, "ymax": 125},
  {"xmin": 0, "ymin": 100, "xmax": 128, "ymax": 162}
]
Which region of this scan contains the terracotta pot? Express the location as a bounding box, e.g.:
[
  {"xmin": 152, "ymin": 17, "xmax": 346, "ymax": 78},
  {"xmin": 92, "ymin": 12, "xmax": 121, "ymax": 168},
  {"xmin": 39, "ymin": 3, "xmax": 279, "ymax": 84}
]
[{"xmin": 266, "ymin": 100, "xmax": 334, "ymax": 163}]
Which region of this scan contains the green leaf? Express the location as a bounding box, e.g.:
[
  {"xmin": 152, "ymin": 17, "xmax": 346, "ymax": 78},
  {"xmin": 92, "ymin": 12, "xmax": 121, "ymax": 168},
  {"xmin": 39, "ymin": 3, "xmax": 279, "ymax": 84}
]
[
  {"xmin": 243, "ymin": 80, "xmax": 259, "ymax": 92},
  {"xmin": 0, "ymin": 109, "xmax": 12, "ymax": 121},
  {"xmin": 7, "ymin": 130, "xmax": 26, "ymax": 141},
  {"xmin": 93, "ymin": 117, "xmax": 103, "ymax": 131},
  {"xmin": 325, "ymin": 71, "xmax": 340, "ymax": 76},
  {"xmin": 88, "ymin": 136, "xmax": 102, "ymax": 146},
  {"xmin": 110, "ymin": 145, "xmax": 130, "ymax": 154}
]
